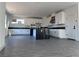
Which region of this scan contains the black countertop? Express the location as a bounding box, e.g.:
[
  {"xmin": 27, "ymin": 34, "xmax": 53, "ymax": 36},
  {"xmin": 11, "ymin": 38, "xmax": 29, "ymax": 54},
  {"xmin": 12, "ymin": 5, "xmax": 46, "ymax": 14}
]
[{"xmin": 8, "ymin": 27, "xmax": 65, "ymax": 29}]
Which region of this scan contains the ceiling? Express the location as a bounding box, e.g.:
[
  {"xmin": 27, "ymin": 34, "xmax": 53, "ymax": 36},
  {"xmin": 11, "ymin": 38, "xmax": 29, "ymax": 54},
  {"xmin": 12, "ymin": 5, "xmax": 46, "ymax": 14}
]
[{"xmin": 6, "ymin": 2, "xmax": 77, "ymax": 17}]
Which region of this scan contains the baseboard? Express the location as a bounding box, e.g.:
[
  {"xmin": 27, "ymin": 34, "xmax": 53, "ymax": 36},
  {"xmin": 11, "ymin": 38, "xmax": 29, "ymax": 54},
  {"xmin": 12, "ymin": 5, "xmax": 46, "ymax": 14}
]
[
  {"xmin": 50, "ymin": 35, "xmax": 77, "ymax": 41},
  {"xmin": 50, "ymin": 35, "xmax": 59, "ymax": 39},
  {"xmin": 67, "ymin": 38, "xmax": 75, "ymax": 41},
  {"xmin": 50, "ymin": 35, "xmax": 67, "ymax": 39}
]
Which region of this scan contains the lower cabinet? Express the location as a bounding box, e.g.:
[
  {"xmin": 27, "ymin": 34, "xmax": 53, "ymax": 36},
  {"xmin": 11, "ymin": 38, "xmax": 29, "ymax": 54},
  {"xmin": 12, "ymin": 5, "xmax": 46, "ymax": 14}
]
[
  {"xmin": 9, "ymin": 29, "xmax": 30, "ymax": 35},
  {"xmin": 49, "ymin": 29, "xmax": 66, "ymax": 38}
]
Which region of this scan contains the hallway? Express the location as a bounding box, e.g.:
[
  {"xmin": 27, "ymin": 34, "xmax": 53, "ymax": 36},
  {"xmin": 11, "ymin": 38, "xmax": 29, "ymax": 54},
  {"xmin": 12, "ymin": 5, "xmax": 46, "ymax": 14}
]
[{"xmin": 0, "ymin": 36, "xmax": 79, "ymax": 57}]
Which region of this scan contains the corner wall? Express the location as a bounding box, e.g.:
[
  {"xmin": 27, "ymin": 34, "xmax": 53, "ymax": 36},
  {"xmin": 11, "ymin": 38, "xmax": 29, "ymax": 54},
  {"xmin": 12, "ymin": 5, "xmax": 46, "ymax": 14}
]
[
  {"xmin": 64, "ymin": 4, "xmax": 78, "ymax": 40},
  {"xmin": 0, "ymin": 3, "xmax": 5, "ymax": 51},
  {"xmin": 77, "ymin": 3, "xmax": 79, "ymax": 41}
]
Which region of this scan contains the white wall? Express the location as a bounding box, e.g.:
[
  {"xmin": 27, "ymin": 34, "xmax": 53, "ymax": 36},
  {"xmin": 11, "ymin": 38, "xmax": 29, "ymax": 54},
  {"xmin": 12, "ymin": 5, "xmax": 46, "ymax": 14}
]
[
  {"xmin": 5, "ymin": 15, "xmax": 9, "ymax": 36},
  {"xmin": 9, "ymin": 16, "xmax": 52, "ymax": 27},
  {"xmin": 41, "ymin": 17, "xmax": 51, "ymax": 27},
  {"xmin": 9, "ymin": 18, "xmax": 41, "ymax": 27},
  {"xmin": 24, "ymin": 18, "xmax": 42, "ymax": 26},
  {"xmin": 0, "ymin": 3, "xmax": 5, "ymax": 51},
  {"xmin": 77, "ymin": 3, "xmax": 79, "ymax": 41},
  {"xmin": 5, "ymin": 12, "xmax": 14, "ymax": 36},
  {"xmin": 64, "ymin": 4, "xmax": 78, "ymax": 40}
]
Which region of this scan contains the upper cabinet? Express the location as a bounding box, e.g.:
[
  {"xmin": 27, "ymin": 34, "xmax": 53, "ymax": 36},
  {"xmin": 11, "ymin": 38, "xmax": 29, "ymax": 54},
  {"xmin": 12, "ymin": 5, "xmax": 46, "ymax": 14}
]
[{"xmin": 55, "ymin": 11, "xmax": 65, "ymax": 24}]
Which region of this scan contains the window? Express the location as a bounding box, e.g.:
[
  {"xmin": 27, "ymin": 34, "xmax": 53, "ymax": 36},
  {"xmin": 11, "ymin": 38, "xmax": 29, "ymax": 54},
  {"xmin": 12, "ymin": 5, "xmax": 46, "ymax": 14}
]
[
  {"xmin": 11, "ymin": 19, "xmax": 24, "ymax": 24},
  {"xmin": 11, "ymin": 19, "xmax": 17, "ymax": 24},
  {"xmin": 17, "ymin": 19, "xmax": 24, "ymax": 24}
]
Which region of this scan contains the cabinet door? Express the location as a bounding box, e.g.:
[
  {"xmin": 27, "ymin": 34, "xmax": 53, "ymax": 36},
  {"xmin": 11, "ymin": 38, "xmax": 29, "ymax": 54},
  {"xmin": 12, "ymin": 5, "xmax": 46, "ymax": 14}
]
[
  {"xmin": 55, "ymin": 12, "xmax": 65, "ymax": 24},
  {"xmin": 55, "ymin": 13, "xmax": 60, "ymax": 24},
  {"xmin": 49, "ymin": 29, "xmax": 59, "ymax": 37},
  {"xmin": 49, "ymin": 29, "xmax": 54, "ymax": 36},
  {"xmin": 58, "ymin": 29, "xmax": 66, "ymax": 38},
  {"xmin": 10, "ymin": 29, "xmax": 30, "ymax": 35}
]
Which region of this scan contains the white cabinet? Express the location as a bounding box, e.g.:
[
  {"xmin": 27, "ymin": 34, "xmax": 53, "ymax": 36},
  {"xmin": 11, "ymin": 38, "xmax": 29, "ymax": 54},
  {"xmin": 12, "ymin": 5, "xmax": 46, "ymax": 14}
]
[
  {"xmin": 55, "ymin": 11, "xmax": 65, "ymax": 24},
  {"xmin": 49, "ymin": 29, "xmax": 66, "ymax": 38},
  {"xmin": 58, "ymin": 29, "xmax": 66, "ymax": 38},
  {"xmin": 9, "ymin": 29, "xmax": 30, "ymax": 35},
  {"xmin": 49, "ymin": 29, "xmax": 58, "ymax": 37}
]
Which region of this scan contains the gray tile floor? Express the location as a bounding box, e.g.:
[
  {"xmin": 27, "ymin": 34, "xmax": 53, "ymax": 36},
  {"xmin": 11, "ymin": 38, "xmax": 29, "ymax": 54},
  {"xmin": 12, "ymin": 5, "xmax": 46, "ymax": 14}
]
[{"xmin": 0, "ymin": 35, "xmax": 79, "ymax": 57}]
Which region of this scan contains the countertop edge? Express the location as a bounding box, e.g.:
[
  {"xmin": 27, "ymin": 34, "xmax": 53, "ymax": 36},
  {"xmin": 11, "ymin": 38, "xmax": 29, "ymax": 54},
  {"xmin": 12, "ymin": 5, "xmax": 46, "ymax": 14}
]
[{"xmin": 8, "ymin": 27, "xmax": 65, "ymax": 29}]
